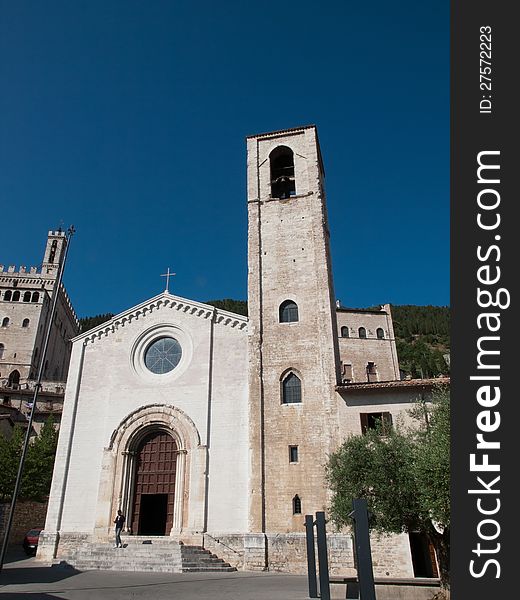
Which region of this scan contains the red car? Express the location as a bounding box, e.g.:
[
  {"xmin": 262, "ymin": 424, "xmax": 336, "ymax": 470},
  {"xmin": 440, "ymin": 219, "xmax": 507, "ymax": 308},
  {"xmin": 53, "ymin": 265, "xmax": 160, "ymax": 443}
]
[{"xmin": 22, "ymin": 528, "xmax": 43, "ymax": 556}]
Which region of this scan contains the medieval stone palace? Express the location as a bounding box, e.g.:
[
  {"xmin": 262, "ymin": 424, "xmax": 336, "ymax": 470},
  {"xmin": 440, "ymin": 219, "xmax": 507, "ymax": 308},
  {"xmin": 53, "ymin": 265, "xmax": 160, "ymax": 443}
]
[{"xmin": 37, "ymin": 126, "xmax": 443, "ymax": 576}]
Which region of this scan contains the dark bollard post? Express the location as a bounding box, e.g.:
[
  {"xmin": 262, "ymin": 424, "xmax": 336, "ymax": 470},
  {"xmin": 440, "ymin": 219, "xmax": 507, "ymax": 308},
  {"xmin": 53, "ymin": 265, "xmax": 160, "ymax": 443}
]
[
  {"xmin": 305, "ymin": 515, "xmax": 318, "ymax": 598},
  {"xmin": 315, "ymin": 511, "xmax": 330, "ymax": 600},
  {"xmin": 351, "ymin": 499, "xmax": 376, "ymax": 600}
]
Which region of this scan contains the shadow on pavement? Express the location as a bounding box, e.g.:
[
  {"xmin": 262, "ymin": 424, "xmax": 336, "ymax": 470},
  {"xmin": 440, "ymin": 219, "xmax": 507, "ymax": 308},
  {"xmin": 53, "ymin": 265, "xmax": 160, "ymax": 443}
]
[
  {"xmin": 0, "ymin": 562, "xmax": 81, "ymax": 586},
  {"xmin": 0, "ymin": 594, "xmax": 65, "ymax": 600}
]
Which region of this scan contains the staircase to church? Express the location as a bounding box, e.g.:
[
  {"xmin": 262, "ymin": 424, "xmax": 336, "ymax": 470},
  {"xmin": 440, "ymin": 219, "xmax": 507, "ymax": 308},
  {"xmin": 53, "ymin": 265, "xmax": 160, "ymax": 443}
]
[{"xmin": 52, "ymin": 537, "xmax": 236, "ymax": 573}]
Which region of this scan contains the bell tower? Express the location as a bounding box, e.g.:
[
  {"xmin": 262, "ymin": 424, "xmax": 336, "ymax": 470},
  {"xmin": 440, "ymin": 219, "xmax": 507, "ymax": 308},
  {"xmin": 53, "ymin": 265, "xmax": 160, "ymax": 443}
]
[
  {"xmin": 247, "ymin": 125, "xmax": 341, "ymax": 533},
  {"xmin": 42, "ymin": 230, "xmax": 68, "ymax": 276}
]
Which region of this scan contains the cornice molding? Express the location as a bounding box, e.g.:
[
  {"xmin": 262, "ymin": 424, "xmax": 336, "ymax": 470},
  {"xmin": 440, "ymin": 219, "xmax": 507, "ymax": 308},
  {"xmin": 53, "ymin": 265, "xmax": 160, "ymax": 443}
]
[{"xmin": 77, "ymin": 292, "xmax": 247, "ymax": 345}]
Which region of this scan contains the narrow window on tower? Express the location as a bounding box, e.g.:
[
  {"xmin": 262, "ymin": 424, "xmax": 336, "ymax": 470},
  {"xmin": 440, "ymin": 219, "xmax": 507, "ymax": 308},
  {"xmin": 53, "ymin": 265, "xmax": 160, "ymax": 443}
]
[
  {"xmin": 4, "ymin": 291, "xmax": 12, "ymax": 301},
  {"xmin": 12, "ymin": 291, "xmax": 20, "ymax": 302},
  {"xmin": 358, "ymin": 326, "xmax": 367, "ymax": 339},
  {"xmin": 293, "ymin": 495, "xmax": 302, "ymax": 515},
  {"xmin": 22, "ymin": 318, "xmax": 30, "ymax": 328},
  {"xmin": 340, "ymin": 326, "xmax": 349, "ymax": 337},
  {"xmin": 49, "ymin": 239, "xmax": 58, "ymax": 263},
  {"xmin": 376, "ymin": 327, "xmax": 385, "ymax": 339},
  {"xmin": 23, "ymin": 291, "xmax": 31, "ymax": 302},
  {"xmin": 289, "ymin": 445, "xmax": 299, "ymax": 463},
  {"xmin": 31, "ymin": 292, "xmax": 39, "ymax": 302},
  {"xmin": 279, "ymin": 300, "xmax": 299, "ymax": 323},
  {"xmin": 281, "ymin": 372, "xmax": 302, "ymax": 404},
  {"xmin": 270, "ymin": 146, "xmax": 296, "ymax": 199},
  {"xmin": 366, "ymin": 361, "xmax": 377, "ymax": 382},
  {"xmin": 341, "ymin": 363, "xmax": 353, "ymax": 384}
]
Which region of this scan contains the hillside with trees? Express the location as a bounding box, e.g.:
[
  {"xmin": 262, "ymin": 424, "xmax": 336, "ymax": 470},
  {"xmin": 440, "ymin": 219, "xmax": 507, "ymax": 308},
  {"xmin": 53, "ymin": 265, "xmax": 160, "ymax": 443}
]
[
  {"xmin": 390, "ymin": 305, "xmax": 450, "ymax": 379},
  {"xmin": 79, "ymin": 302, "xmax": 450, "ymax": 379},
  {"xmin": 79, "ymin": 313, "xmax": 115, "ymax": 333},
  {"xmin": 205, "ymin": 299, "xmax": 248, "ymax": 316}
]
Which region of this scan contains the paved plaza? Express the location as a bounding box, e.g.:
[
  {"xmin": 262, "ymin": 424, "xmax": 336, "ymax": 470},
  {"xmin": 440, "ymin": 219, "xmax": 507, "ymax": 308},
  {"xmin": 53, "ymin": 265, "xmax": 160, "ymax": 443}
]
[{"xmin": 0, "ymin": 548, "xmax": 314, "ymax": 600}]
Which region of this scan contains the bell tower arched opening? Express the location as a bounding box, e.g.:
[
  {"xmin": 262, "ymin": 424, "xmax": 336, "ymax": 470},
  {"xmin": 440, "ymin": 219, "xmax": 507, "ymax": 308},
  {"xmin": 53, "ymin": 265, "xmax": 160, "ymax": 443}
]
[{"xmin": 270, "ymin": 145, "xmax": 296, "ymax": 199}]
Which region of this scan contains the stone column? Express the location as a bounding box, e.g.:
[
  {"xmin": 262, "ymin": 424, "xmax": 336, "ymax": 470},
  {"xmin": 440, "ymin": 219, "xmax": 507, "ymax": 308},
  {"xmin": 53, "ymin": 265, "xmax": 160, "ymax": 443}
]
[
  {"xmin": 121, "ymin": 450, "xmax": 135, "ymax": 532},
  {"xmin": 171, "ymin": 449, "xmax": 187, "ymax": 534}
]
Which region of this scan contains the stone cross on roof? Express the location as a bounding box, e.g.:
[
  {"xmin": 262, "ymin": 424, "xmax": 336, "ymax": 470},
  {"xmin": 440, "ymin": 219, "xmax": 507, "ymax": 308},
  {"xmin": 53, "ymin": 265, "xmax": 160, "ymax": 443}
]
[{"xmin": 160, "ymin": 268, "xmax": 176, "ymax": 293}]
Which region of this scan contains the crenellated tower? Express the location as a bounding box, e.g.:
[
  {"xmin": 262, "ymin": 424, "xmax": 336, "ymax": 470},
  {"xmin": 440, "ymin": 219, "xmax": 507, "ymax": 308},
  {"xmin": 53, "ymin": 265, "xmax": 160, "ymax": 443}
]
[
  {"xmin": 0, "ymin": 230, "xmax": 79, "ymax": 387},
  {"xmin": 42, "ymin": 230, "xmax": 68, "ymax": 276},
  {"xmin": 247, "ymin": 126, "xmax": 341, "ymax": 533}
]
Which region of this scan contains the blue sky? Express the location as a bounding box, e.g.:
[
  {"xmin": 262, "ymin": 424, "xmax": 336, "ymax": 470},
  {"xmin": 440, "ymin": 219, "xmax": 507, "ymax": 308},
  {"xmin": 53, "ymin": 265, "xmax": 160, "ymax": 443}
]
[{"xmin": 0, "ymin": 1, "xmax": 449, "ymax": 318}]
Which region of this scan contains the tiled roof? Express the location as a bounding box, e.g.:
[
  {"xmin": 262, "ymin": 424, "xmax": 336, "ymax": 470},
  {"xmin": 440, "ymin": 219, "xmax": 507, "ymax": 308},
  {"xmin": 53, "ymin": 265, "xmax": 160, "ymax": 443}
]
[
  {"xmin": 336, "ymin": 377, "xmax": 450, "ymax": 391},
  {"xmin": 246, "ymin": 125, "xmax": 316, "ymax": 139},
  {"xmin": 336, "ymin": 307, "xmax": 387, "ymax": 314}
]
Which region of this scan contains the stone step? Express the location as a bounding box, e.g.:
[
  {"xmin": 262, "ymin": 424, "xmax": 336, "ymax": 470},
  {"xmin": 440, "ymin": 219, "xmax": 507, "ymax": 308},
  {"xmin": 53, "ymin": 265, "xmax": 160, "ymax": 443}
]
[
  {"xmin": 182, "ymin": 566, "xmax": 237, "ymax": 572},
  {"xmin": 53, "ymin": 542, "xmax": 236, "ymax": 573}
]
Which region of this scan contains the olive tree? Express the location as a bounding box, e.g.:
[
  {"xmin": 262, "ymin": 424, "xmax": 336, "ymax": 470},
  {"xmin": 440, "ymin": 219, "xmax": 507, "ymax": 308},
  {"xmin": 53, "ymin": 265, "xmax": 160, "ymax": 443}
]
[{"xmin": 326, "ymin": 387, "xmax": 450, "ymax": 592}]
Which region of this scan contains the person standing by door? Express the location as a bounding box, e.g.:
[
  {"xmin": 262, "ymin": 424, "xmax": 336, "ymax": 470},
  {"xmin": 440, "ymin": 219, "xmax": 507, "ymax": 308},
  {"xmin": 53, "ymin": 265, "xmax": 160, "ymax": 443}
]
[{"xmin": 113, "ymin": 510, "xmax": 125, "ymax": 548}]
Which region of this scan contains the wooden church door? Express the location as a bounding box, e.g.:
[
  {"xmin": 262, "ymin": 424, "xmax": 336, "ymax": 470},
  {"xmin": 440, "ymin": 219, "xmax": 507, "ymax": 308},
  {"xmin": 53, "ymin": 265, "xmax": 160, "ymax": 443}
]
[{"xmin": 131, "ymin": 431, "xmax": 177, "ymax": 535}]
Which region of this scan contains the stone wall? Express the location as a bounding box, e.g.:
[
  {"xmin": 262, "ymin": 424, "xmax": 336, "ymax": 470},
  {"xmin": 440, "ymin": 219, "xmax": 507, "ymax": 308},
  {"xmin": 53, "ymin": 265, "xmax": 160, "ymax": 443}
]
[
  {"xmin": 0, "ymin": 500, "xmax": 48, "ymax": 547},
  {"xmin": 370, "ymin": 532, "xmax": 415, "ymax": 577},
  {"xmin": 202, "ymin": 531, "xmax": 412, "ymax": 577},
  {"xmin": 336, "ymin": 306, "xmax": 400, "ymax": 384}
]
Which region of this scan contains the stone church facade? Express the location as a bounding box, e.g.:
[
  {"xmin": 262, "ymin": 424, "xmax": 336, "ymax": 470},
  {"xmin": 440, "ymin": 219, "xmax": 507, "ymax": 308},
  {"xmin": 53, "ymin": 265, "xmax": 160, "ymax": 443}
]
[{"xmin": 38, "ymin": 126, "xmax": 442, "ymax": 577}]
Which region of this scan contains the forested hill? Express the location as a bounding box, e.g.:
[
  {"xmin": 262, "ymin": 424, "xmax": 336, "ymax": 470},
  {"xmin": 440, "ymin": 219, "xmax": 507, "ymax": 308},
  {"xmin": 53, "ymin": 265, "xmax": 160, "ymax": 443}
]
[
  {"xmin": 78, "ymin": 302, "xmax": 450, "ymax": 378},
  {"xmin": 78, "ymin": 313, "xmax": 115, "ymax": 332},
  {"xmin": 390, "ymin": 305, "xmax": 450, "ymax": 379},
  {"xmin": 390, "ymin": 305, "xmax": 449, "ymax": 339},
  {"xmin": 205, "ymin": 299, "xmax": 248, "ymax": 316}
]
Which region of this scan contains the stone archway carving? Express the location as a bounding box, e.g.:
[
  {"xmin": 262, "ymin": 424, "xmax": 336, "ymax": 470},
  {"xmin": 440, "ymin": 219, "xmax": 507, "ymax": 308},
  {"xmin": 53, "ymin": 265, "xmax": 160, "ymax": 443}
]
[{"xmin": 93, "ymin": 404, "xmax": 207, "ymax": 539}]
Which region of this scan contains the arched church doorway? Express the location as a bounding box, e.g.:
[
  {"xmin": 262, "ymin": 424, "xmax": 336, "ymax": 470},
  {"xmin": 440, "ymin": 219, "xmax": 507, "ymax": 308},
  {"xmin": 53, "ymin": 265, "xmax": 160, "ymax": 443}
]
[{"xmin": 131, "ymin": 430, "xmax": 178, "ymax": 535}]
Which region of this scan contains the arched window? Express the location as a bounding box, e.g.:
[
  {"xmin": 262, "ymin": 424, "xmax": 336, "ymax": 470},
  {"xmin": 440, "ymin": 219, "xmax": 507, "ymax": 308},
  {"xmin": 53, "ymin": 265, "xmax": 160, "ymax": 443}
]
[
  {"xmin": 12, "ymin": 291, "xmax": 20, "ymax": 302},
  {"xmin": 49, "ymin": 239, "xmax": 58, "ymax": 263},
  {"xmin": 8, "ymin": 370, "xmax": 20, "ymax": 389},
  {"xmin": 4, "ymin": 290, "xmax": 12, "ymax": 301},
  {"xmin": 270, "ymin": 146, "xmax": 296, "ymax": 199},
  {"xmin": 2, "ymin": 317, "xmax": 9, "ymax": 327},
  {"xmin": 31, "ymin": 292, "xmax": 39, "ymax": 302},
  {"xmin": 358, "ymin": 327, "xmax": 367, "ymax": 339},
  {"xmin": 282, "ymin": 372, "xmax": 302, "ymax": 404},
  {"xmin": 0, "ymin": 343, "xmax": 4, "ymax": 359},
  {"xmin": 279, "ymin": 300, "xmax": 299, "ymax": 323},
  {"xmin": 23, "ymin": 291, "xmax": 31, "ymax": 302},
  {"xmin": 340, "ymin": 326, "xmax": 349, "ymax": 337},
  {"xmin": 376, "ymin": 327, "xmax": 385, "ymax": 339},
  {"xmin": 22, "ymin": 318, "xmax": 30, "ymax": 328},
  {"xmin": 293, "ymin": 495, "xmax": 302, "ymax": 515}
]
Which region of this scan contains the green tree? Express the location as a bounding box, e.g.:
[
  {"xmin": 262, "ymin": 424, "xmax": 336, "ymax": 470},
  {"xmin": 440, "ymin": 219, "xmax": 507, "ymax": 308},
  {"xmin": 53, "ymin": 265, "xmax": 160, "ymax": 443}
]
[
  {"xmin": 0, "ymin": 417, "xmax": 59, "ymax": 502},
  {"xmin": 79, "ymin": 313, "xmax": 114, "ymax": 333},
  {"xmin": 22, "ymin": 416, "xmax": 59, "ymax": 501},
  {"xmin": 0, "ymin": 425, "xmax": 24, "ymax": 501},
  {"xmin": 326, "ymin": 387, "xmax": 450, "ymax": 592},
  {"xmin": 205, "ymin": 299, "xmax": 248, "ymax": 316}
]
